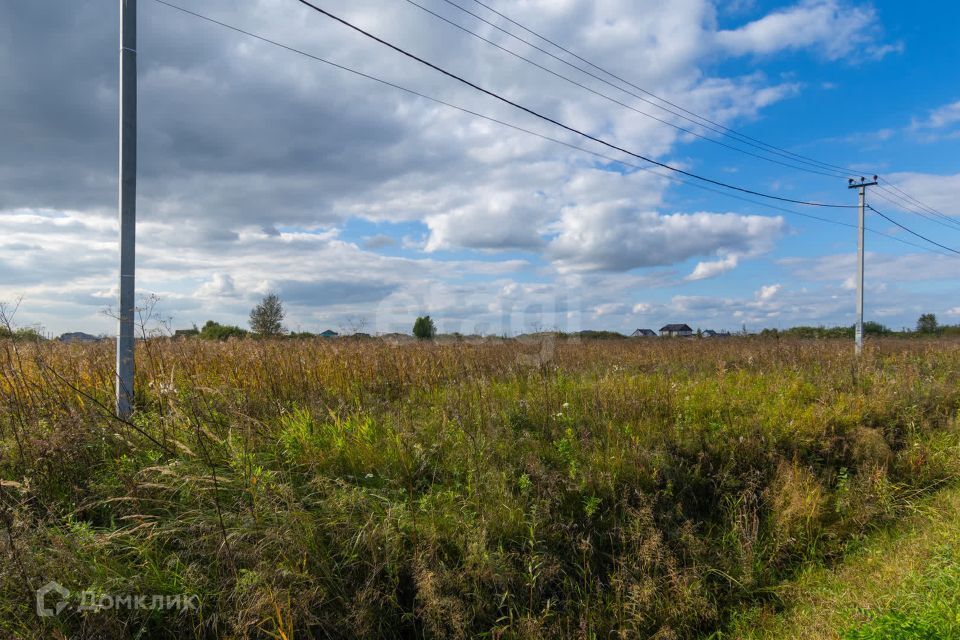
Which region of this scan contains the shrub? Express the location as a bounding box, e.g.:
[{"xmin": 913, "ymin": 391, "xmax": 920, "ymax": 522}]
[
  {"xmin": 198, "ymin": 319, "xmax": 248, "ymax": 340},
  {"xmin": 0, "ymin": 326, "xmax": 45, "ymax": 341},
  {"xmin": 413, "ymin": 315, "xmax": 437, "ymax": 340}
]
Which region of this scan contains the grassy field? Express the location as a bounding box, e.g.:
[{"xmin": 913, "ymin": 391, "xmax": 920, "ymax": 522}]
[
  {"xmin": 1, "ymin": 336, "xmax": 959, "ymax": 638},
  {"xmin": 726, "ymin": 483, "xmax": 960, "ymax": 639}
]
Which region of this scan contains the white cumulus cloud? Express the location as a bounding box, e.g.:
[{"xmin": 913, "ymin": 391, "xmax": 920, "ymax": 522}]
[
  {"xmin": 687, "ymin": 254, "xmax": 740, "ymax": 281},
  {"xmin": 715, "ymin": 0, "xmax": 896, "ymax": 61}
]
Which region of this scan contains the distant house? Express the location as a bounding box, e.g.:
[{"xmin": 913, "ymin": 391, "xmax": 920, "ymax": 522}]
[
  {"xmin": 631, "ymin": 328, "xmax": 657, "ymax": 337},
  {"xmin": 319, "ymin": 329, "xmax": 339, "ymax": 338},
  {"xmin": 660, "ymin": 323, "xmax": 693, "ymax": 338},
  {"xmin": 701, "ymin": 329, "xmax": 729, "ymax": 338},
  {"xmin": 58, "ymin": 332, "xmax": 101, "ymax": 344},
  {"xmin": 380, "ymin": 332, "xmax": 415, "ymax": 344}
]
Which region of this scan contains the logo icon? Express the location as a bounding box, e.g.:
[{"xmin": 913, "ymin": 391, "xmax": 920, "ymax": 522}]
[{"xmin": 36, "ymin": 581, "xmax": 70, "ymax": 617}]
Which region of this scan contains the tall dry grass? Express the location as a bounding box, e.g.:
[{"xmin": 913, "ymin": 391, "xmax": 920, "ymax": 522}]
[{"xmin": 1, "ymin": 336, "xmax": 959, "ymax": 638}]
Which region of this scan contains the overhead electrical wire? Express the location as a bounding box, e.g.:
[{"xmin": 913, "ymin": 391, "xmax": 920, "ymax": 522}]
[
  {"xmin": 313, "ymin": 0, "xmax": 960, "ymax": 257},
  {"xmin": 867, "ymin": 205, "xmax": 960, "ymax": 256},
  {"xmin": 399, "ymin": 0, "xmax": 845, "ymax": 180},
  {"xmin": 872, "ymin": 182, "xmax": 960, "ymax": 232},
  {"xmin": 871, "ymin": 188, "xmax": 960, "ymax": 233},
  {"xmin": 294, "ymin": 0, "xmax": 859, "ymax": 209},
  {"xmin": 149, "ymin": 0, "xmax": 949, "ymax": 258},
  {"xmin": 881, "ymin": 178, "xmax": 950, "ymax": 216},
  {"xmin": 445, "ymin": 0, "xmax": 860, "ymax": 178},
  {"xmin": 876, "ymin": 180, "xmax": 960, "ymax": 231},
  {"xmin": 455, "ymin": 0, "xmax": 960, "ymax": 241},
  {"xmin": 416, "ymin": 0, "xmax": 960, "ymax": 252}
]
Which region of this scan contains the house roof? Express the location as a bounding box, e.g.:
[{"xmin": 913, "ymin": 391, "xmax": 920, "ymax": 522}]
[
  {"xmin": 319, "ymin": 329, "xmax": 339, "ymax": 337},
  {"xmin": 58, "ymin": 332, "xmax": 101, "ymax": 343},
  {"xmin": 631, "ymin": 328, "xmax": 657, "ymax": 336},
  {"xmin": 660, "ymin": 324, "xmax": 693, "ymax": 332}
]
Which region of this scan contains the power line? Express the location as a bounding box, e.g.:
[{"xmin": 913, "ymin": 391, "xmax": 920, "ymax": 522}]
[
  {"xmin": 877, "ymin": 179, "xmax": 960, "ymax": 231},
  {"xmin": 880, "ymin": 178, "xmax": 951, "ymax": 216},
  {"xmin": 450, "ymin": 0, "xmax": 960, "ymax": 249},
  {"xmin": 295, "ymin": 0, "xmax": 858, "ymax": 209},
  {"xmin": 874, "ymin": 183, "xmax": 960, "ymax": 232},
  {"xmin": 876, "ymin": 184, "xmax": 958, "ymax": 224},
  {"xmin": 149, "ymin": 0, "xmax": 945, "ymax": 258},
  {"xmin": 872, "ymin": 188, "xmax": 960, "ymax": 233},
  {"xmin": 446, "ymin": 0, "xmax": 855, "ymax": 178},
  {"xmin": 867, "ymin": 205, "xmax": 960, "ymax": 256},
  {"xmin": 400, "ymin": 0, "xmax": 845, "ymax": 180},
  {"xmin": 450, "ymin": 0, "xmax": 862, "ymax": 178}
]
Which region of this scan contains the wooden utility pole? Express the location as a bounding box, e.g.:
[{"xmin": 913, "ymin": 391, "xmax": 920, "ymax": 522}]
[
  {"xmin": 849, "ymin": 176, "xmax": 877, "ymax": 356},
  {"xmin": 117, "ymin": 0, "xmax": 137, "ymax": 418}
]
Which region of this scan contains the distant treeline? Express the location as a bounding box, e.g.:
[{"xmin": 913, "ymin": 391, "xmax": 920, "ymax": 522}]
[
  {"xmin": 760, "ymin": 322, "xmax": 960, "ymax": 339},
  {"xmin": 6, "ymin": 320, "xmax": 960, "ymax": 343},
  {"xmin": 520, "ymin": 325, "xmax": 960, "ymax": 340},
  {"xmin": 175, "ymin": 320, "xmax": 249, "ymax": 340},
  {"xmin": 0, "ymin": 326, "xmax": 45, "ymax": 342},
  {"xmin": 175, "ymin": 321, "xmax": 360, "ymax": 341},
  {"xmin": 170, "ymin": 325, "xmax": 635, "ymax": 342}
]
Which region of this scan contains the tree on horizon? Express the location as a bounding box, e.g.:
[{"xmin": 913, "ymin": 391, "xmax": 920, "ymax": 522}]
[
  {"xmin": 917, "ymin": 313, "xmax": 939, "ymax": 334},
  {"xmin": 250, "ymin": 293, "xmax": 286, "ymax": 336},
  {"xmin": 413, "ymin": 315, "xmax": 436, "ymax": 340}
]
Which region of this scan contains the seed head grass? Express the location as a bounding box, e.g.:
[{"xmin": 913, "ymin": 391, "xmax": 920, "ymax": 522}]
[{"xmin": 1, "ymin": 336, "xmax": 959, "ymax": 638}]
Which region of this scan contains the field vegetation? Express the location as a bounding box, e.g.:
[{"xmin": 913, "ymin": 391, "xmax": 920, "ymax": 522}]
[
  {"xmin": 2, "ymin": 336, "xmax": 959, "ymax": 638},
  {"xmin": 729, "ymin": 483, "xmax": 960, "ymax": 638}
]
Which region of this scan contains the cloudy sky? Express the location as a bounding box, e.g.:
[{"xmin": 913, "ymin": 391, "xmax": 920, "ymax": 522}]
[{"xmin": 2, "ymin": 0, "xmax": 959, "ymax": 336}]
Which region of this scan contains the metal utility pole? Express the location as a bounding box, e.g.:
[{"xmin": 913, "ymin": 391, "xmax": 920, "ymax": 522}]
[
  {"xmin": 117, "ymin": 0, "xmax": 137, "ymax": 418},
  {"xmin": 848, "ymin": 176, "xmax": 877, "ymax": 356}
]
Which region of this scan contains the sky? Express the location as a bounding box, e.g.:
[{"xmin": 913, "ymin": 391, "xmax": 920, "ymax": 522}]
[{"xmin": 2, "ymin": 0, "xmax": 959, "ymax": 336}]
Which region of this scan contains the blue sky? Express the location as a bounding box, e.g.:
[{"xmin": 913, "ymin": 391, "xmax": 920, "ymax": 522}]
[{"xmin": 1, "ymin": 0, "xmax": 959, "ymax": 336}]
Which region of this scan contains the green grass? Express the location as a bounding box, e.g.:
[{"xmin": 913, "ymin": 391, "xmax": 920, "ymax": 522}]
[
  {"xmin": 2, "ymin": 337, "xmax": 960, "ymax": 638},
  {"xmin": 842, "ymin": 550, "xmax": 960, "ymax": 640},
  {"xmin": 723, "ymin": 485, "xmax": 960, "ymax": 639}
]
